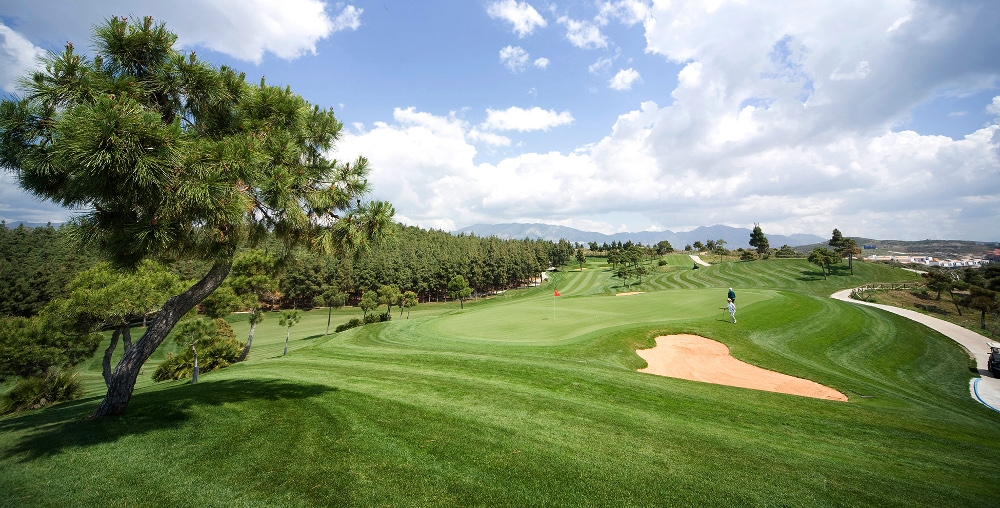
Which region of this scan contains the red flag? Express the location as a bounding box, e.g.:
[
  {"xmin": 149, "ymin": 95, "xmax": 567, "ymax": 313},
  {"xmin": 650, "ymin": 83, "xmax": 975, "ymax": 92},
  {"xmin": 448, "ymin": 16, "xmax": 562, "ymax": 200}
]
[{"xmin": 554, "ymin": 289, "xmax": 561, "ymax": 296}]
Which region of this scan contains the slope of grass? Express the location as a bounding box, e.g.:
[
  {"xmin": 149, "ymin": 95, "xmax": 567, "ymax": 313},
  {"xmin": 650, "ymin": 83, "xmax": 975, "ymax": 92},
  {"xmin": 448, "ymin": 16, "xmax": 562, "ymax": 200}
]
[{"xmin": 1, "ymin": 258, "xmax": 996, "ymax": 507}]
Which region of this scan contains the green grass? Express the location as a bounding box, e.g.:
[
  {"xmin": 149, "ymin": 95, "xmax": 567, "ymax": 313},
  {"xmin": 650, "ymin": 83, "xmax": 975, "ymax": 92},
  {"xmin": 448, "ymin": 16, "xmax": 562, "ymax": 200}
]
[{"xmin": 1, "ymin": 258, "xmax": 996, "ymax": 507}]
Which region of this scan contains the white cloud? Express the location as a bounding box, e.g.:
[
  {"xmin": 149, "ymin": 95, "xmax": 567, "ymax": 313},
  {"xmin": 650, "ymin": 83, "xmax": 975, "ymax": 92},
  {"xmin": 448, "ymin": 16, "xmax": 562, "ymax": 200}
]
[
  {"xmin": 596, "ymin": 0, "xmax": 651, "ymax": 27},
  {"xmin": 483, "ymin": 106, "xmax": 574, "ymax": 132},
  {"xmin": 0, "ymin": 0, "xmax": 350, "ymax": 66},
  {"xmin": 609, "ymin": 68, "xmax": 642, "ymax": 90},
  {"xmin": 393, "ymin": 107, "xmax": 467, "ymax": 139},
  {"xmin": 330, "ymin": 5, "xmax": 363, "ymax": 32},
  {"xmin": 534, "ymin": 57, "xmax": 550, "ymax": 69},
  {"xmin": 468, "ymin": 129, "xmax": 513, "ymax": 147},
  {"xmin": 486, "ymin": 0, "xmax": 547, "ymax": 37},
  {"xmin": 988, "ymin": 96, "xmax": 1000, "ymax": 116},
  {"xmin": 0, "ymin": 23, "xmax": 45, "ymax": 93},
  {"xmin": 499, "ymin": 45, "xmax": 530, "ymax": 72},
  {"xmin": 829, "ymin": 60, "xmax": 871, "ymax": 81},
  {"xmin": 589, "ymin": 56, "xmax": 613, "ymax": 74},
  {"xmin": 169, "ymin": 0, "xmax": 350, "ymax": 63},
  {"xmin": 557, "ymin": 16, "xmax": 608, "ymax": 49}
]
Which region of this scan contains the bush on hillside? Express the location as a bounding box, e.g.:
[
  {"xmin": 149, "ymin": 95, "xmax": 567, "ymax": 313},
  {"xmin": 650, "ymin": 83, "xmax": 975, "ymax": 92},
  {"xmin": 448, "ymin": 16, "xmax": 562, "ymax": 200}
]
[
  {"xmin": 1, "ymin": 368, "xmax": 82, "ymax": 414},
  {"xmin": 364, "ymin": 312, "xmax": 390, "ymax": 324},
  {"xmin": 153, "ymin": 319, "xmax": 242, "ymax": 381},
  {"xmin": 335, "ymin": 318, "xmax": 363, "ymax": 333}
]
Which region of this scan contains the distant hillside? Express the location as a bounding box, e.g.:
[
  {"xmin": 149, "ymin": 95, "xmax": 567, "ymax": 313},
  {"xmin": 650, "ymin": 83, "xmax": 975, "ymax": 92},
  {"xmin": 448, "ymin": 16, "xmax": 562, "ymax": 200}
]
[
  {"xmin": 454, "ymin": 223, "xmax": 825, "ymax": 249},
  {"xmin": 1, "ymin": 221, "xmax": 64, "ymax": 229},
  {"xmin": 795, "ymin": 238, "xmax": 996, "ymax": 257}
]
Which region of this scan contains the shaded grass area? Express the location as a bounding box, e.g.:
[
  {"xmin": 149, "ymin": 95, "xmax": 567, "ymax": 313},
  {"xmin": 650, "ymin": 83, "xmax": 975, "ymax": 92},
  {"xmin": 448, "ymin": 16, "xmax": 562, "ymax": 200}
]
[{"xmin": 1, "ymin": 258, "xmax": 997, "ymax": 507}]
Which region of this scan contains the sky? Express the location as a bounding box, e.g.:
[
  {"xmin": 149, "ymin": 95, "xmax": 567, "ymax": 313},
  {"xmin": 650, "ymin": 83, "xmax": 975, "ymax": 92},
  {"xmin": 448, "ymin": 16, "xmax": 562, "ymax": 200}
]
[{"xmin": 1, "ymin": 0, "xmax": 999, "ymax": 241}]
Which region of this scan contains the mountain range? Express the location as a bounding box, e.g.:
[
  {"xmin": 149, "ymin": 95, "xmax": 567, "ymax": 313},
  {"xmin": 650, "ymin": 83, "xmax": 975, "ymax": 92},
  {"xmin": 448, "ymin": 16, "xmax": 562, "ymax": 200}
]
[{"xmin": 454, "ymin": 223, "xmax": 825, "ymax": 249}]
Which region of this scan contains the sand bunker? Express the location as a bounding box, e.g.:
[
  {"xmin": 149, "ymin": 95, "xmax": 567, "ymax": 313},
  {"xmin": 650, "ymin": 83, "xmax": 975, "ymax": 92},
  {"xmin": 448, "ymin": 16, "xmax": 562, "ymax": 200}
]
[
  {"xmin": 636, "ymin": 334, "xmax": 847, "ymax": 401},
  {"xmin": 616, "ymin": 291, "xmax": 645, "ymax": 296}
]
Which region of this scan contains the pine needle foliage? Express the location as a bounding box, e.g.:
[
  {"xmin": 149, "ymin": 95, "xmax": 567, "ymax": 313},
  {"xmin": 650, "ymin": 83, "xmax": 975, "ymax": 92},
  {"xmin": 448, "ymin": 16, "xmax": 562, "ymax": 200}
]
[{"xmin": 0, "ymin": 16, "xmax": 394, "ymax": 417}]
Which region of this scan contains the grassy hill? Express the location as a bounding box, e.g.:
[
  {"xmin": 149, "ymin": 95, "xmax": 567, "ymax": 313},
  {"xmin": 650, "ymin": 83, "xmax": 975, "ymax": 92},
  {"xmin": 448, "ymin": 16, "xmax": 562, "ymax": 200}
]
[
  {"xmin": 2, "ymin": 257, "xmax": 997, "ymax": 507},
  {"xmin": 795, "ymin": 237, "xmax": 994, "ymax": 257}
]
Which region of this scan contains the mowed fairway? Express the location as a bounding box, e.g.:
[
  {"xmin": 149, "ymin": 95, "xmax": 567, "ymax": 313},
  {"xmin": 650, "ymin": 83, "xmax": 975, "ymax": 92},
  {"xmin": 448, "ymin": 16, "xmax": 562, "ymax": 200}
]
[
  {"xmin": 432, "ymin": 288, "xmax": 773, "ymax": 345},
  {"xmin": 2, "ymin": 258, "xmax": 999, "ymax": 507}
]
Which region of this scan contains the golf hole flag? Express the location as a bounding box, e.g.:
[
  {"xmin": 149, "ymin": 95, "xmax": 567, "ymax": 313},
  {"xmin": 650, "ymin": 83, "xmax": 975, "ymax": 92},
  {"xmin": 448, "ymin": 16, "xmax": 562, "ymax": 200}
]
[{"xmin": 554, "ymin": 289, "xmax": 561, "ymax": 296}]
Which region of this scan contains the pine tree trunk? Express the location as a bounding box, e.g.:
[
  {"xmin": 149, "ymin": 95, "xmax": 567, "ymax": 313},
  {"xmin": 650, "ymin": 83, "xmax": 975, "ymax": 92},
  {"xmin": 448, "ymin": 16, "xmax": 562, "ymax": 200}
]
[
  {"xmin": 326, "ymin": 307, "xmax": 332, "ymax": 335},
  {"xmin": 101, "ymin": 325, "xmax": 136, "ymax": 387},
  {"xmin": 237, "ymin": 309, "xmax": 258, "ymax": 362},
  {"xmin": 92, "ymin": 260, "xmax": 232, "ymax": 418},
  {"xmin": 102, "ymin": 329, "xmax": 121, "ymax": 388},
  {"xmin": 950, "ymin": 290, "xmax": 963, "ymax": 316}
]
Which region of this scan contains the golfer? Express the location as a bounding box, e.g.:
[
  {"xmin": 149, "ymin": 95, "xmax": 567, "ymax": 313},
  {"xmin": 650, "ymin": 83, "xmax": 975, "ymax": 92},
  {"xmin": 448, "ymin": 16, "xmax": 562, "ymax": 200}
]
[
  {"xmin": 727, "ymin": 298, "xmax": 736, "ymax": 323},
  {"xmin": 728, "ymin": 287, "xmax": 736, "ymax": 304}
]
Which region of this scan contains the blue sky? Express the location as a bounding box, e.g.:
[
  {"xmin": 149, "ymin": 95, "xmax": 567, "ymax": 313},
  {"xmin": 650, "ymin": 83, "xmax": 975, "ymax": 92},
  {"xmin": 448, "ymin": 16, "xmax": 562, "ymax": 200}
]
[{"xmin": 1, "ymin": 0, "xmax": 999, "ymax": 241}]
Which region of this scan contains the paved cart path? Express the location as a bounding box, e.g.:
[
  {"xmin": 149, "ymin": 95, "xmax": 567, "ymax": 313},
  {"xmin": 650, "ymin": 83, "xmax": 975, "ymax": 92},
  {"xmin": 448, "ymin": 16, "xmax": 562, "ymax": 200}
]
[{"xmin": 831, "ymin": 289, "xmax": 1000, "ymax": 412}]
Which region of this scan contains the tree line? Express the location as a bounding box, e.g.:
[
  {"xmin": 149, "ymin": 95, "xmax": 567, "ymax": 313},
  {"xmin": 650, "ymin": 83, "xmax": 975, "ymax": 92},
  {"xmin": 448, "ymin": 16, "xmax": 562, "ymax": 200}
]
[
  {"xmin": 277, "ymin": 225, "xmax": 573, "ymax": 307},
  {"xmin": 0, "ymin": 222, "xmax": 577, "ymax": 317}
]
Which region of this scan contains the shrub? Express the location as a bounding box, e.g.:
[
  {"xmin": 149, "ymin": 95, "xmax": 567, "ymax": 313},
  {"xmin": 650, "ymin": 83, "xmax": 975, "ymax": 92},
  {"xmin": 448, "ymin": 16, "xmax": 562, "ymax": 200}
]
[
  {"xmin": 335, "ymin": 318, "xmax": 364, "ymax": 332},
  {"xmin": 364, "ymin": 312, "xmax": 390, "ymax": 324},
  {"xmin": 658, "ymin": 259, "xmax": 667, "ymax": 266},
  {"xmin": 152, "ymin": 318, "xmax": 242, "ymax": 382},
  {"xmin": 1, "ymin": 368, "xmax": 82, "ymax": 414},
  {"xmin": 153, "ymin": 353, "xmax": 190, "ymax": 382}
]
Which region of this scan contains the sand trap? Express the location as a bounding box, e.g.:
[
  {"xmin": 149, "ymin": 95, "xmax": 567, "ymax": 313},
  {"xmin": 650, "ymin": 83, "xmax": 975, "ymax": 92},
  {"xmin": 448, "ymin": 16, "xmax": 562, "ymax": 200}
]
[
  {"xmin": 636, "ymin": 334, "xmax": 847, "ymax": 401},
  {"xmin": 616, "ymin": 291, "xmax": 645, "ymax": 296}
]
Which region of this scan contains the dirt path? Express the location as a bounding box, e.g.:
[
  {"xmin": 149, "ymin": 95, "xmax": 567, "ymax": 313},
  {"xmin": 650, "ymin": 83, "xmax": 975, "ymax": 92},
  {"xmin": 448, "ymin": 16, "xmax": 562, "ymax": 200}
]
[
  {"xmin": 830, "ymin": 288, "xmax": 1000, "ymax": 412},
  {"xmin": 636, "ymin": 334, "xmax": 848, "ymax": 401}
]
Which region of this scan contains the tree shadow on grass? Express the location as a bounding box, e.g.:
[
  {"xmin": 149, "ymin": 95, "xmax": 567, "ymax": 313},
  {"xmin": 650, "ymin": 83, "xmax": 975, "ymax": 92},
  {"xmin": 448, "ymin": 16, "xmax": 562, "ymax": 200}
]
[
  {"xmin": 0, "ymin": 379, "xmax": 338, "ymax": 461},
  {"xmin": 797, "ymin": 269, "xmax": 826, "ymax": 281},
  {"xmin": 914, "ymin": 303, "xmax": 950, "ymax": 316}
]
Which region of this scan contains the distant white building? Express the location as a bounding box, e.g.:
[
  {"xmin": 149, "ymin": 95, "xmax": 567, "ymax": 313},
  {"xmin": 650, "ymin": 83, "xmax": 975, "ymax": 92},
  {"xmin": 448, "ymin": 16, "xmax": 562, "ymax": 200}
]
[{"xmin": 864, "ymin": 255, "xmax": 895, "ymax": 262}]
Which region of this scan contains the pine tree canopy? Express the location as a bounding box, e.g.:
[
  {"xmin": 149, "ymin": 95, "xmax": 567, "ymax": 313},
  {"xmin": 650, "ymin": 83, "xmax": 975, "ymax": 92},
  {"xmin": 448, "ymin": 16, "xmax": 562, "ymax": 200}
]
[{"xmin": 0, "ymin": 16, "xmax": 394, "ymax": 270}]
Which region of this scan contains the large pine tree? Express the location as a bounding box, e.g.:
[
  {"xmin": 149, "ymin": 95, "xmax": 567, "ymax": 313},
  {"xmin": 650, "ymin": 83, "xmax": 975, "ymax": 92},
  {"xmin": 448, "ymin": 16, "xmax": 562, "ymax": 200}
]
[{"xmin": 0, "ymin": 17, "xmax": 394, "ymax": 417}]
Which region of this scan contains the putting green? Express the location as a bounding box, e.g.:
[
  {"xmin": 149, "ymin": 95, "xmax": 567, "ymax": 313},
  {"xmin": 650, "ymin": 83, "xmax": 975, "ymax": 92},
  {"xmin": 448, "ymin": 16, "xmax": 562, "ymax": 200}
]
[{"xmin": 431, "ymin": 288, "xmax": 774, "ymax": 345}]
